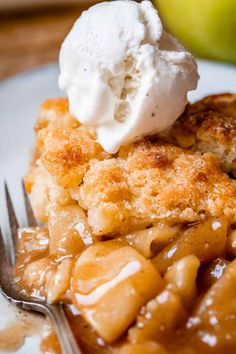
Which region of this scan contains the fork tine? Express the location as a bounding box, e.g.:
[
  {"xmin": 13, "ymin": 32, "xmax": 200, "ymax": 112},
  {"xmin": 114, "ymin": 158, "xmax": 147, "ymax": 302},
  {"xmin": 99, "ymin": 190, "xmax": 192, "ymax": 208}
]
[
  {"xmin": 22, "ymin": 180, "xmax": 38, "ymax": 227},
  {"xmin": 0, "ymin": 226, "xmax": 9, "ymax": 271},
  {"xmin": 4, "ymin": 182, "xmax": 19, "ymax": 254}
]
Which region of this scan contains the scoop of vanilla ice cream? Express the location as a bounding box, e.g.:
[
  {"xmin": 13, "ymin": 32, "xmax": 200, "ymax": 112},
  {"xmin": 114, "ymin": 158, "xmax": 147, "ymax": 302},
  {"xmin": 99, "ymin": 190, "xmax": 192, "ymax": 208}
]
[{"xmin": 59, "ymin": 0, "xmax": 198, "ymax": 153}]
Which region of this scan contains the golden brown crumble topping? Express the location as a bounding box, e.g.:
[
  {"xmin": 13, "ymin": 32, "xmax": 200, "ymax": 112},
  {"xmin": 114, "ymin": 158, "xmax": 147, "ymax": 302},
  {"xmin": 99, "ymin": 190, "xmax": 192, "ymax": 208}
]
[
  {"xmin": 25, "ymin": 97, "xmax": 236, "ymax": 234},
  {"xmin": 168, "ymin": 93, "xmax": 236, "ymax": 175},
  {"xmin": 80, "ymin": 142, "xmax": 236, "ymax": 235}
]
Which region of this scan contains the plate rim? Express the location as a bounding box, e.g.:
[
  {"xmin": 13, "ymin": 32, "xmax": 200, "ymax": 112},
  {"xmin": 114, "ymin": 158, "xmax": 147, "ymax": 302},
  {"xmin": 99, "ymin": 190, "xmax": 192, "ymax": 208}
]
[{"xmin": 1, "ymin": 58, "xmax": 236, "ymax": 89}]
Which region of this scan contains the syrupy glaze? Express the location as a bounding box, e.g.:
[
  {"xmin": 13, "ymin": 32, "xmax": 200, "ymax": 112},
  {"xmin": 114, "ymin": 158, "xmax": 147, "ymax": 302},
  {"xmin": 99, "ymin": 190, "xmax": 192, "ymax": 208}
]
[{"xmin": 12, "ymin": 217, "xmax": 236, "ymax": 354}]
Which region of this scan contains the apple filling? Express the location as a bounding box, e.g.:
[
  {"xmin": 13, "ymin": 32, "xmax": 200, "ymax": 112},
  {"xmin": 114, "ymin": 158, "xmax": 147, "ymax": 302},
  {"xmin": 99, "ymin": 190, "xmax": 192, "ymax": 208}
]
[{"xmin": 14, "ymin": 214, "xmax": 236, "ymax": 354}]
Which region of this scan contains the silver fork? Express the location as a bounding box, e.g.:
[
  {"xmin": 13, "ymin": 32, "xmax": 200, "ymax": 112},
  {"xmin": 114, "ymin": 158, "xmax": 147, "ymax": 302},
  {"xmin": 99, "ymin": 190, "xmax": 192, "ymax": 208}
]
[{"xmin": 0, "ymin": 182, "xmax": 82, "ymax": 354}]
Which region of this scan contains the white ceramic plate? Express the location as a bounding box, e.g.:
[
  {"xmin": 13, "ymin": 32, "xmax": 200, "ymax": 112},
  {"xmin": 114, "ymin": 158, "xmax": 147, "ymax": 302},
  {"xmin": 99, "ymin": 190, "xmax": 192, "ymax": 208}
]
[{"xmin": 0, "ymin": 60, "xmax": 236, "ymax": 353}]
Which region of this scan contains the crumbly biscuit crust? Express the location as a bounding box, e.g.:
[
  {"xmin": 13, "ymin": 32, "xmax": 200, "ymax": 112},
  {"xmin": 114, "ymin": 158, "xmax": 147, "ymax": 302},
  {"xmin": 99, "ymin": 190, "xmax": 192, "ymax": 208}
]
[{"xmin": 26, "ymin": 96, "xmax": 236, "ymax": 235}]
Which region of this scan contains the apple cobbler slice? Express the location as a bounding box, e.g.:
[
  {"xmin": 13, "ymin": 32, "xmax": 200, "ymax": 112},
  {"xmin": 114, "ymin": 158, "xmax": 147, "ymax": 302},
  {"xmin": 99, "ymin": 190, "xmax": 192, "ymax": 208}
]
[{"xmin": 16, "ymin": 94, "xmax": 236, "ymax": 354}]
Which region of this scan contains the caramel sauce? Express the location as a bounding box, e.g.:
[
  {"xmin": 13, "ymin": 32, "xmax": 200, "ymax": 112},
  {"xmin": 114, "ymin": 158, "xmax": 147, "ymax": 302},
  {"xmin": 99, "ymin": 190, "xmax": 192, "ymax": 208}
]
[
  {"xmin": 40, "ymin": 326, "xmax": 62, "ymax": 354},
  {"xmin": 0, "ymin": 305, "xmax": 45, "ymax": 352}
]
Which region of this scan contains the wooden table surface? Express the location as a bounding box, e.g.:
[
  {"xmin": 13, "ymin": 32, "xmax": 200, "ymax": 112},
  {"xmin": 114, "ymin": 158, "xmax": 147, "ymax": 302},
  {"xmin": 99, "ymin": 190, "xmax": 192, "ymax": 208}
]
[{"xmin": 0, "ymin": 2, "xmax": 99, "ymax": 81}]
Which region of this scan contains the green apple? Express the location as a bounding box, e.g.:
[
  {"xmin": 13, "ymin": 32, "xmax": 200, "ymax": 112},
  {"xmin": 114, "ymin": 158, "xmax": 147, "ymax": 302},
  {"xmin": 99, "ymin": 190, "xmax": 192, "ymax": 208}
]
[{"xmin": 153, "ymin": 0, "xmax": 236, "ymax": 63}]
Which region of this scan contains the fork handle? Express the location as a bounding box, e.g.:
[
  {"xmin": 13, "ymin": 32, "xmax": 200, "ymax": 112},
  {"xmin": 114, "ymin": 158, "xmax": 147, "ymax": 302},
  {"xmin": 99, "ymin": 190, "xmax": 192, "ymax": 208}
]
[
  {"xmin": 46, "ymin": 303, "xmax": 82, "ymax": 354},
  {"xmin": 23, "ymin": 302, "xmax": 81, "ymax": 354}
]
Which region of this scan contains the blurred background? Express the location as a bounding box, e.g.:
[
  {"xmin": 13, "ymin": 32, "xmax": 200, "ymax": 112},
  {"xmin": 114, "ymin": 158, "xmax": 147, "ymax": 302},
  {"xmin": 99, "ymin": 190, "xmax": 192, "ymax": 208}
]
[
  {"xmin": 0, "ymin": 0, "xmax": 102, "ymax": 80},
  {"xmin": 0, "ymin": 0, "xmax": 235, "ymax": 81}
]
